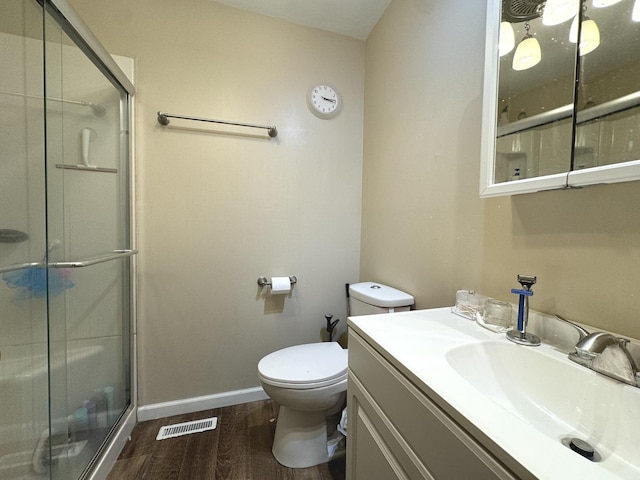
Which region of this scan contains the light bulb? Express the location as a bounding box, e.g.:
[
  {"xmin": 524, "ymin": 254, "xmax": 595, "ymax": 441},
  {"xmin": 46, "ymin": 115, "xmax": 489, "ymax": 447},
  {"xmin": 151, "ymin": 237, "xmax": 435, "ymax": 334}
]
[
  {"xmin": 592, "ymin": 0, "xmax": 622, "ymax": 7},
  {"xmin": 579, "ymin": 19, "xmax": 600, "ymax": 55},
  {"xmin": 633, "ymin": 0, "xmax": 640, "ymax": 21},
  {"xmin": 499, "ymin": 22, "xmax": 515, "ymax": 56},
  {"xmin": 512, "ymin": 37, "xmax": 542, "ymax": 70},
  {"xmin": 543, "ymin": 0, "xmax": 580, "ymax": 25},
  {"xmin": 569, "ymin": 15, "xmax": 601, "ymax": 55}
]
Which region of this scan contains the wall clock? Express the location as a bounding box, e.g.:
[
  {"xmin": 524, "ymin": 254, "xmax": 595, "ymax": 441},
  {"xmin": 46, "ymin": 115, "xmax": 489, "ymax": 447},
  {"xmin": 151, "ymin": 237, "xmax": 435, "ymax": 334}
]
[{"xmin": 307, "ymin": 84, "xmax": 342, "ymax": 119}]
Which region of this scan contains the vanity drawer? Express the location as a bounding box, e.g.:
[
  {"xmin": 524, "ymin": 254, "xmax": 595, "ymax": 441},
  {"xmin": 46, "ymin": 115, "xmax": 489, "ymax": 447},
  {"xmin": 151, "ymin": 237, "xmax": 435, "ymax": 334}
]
[{"xmin": 348, "ymin": 330, "xmax": 520, "ymax": 480}]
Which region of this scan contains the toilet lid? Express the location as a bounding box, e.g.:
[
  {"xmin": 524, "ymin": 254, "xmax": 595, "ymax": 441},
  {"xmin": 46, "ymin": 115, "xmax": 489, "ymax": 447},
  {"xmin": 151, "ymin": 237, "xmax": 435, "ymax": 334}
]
[
  {"xmin": 349, "ymin": 282, "xmax": 414, "ymax": 308},
  {"xmin": 258, "ymin": 342, "xmax": 347, "ymax": 386}
]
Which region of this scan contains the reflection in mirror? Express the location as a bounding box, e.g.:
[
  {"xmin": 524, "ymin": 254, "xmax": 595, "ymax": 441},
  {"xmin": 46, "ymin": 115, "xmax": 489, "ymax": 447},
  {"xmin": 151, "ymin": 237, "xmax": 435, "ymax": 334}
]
[
  {"xmin": 575, "ymin": 0, "xmax": 640, "ymax": 170},
  {"xmin": 483, "ymin": 0, "xmax": 640, "ymax": 196},
  {"xmin": 495, "ymin": 0, "xmax": 578, "ymax": 184}
]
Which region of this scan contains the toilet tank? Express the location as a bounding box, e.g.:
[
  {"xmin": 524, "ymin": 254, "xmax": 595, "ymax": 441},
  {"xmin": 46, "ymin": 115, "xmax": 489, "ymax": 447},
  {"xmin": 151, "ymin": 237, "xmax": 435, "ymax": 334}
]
[{"xmin": 348, "ymin": 282, "xmax": 414, "ymax": 316}]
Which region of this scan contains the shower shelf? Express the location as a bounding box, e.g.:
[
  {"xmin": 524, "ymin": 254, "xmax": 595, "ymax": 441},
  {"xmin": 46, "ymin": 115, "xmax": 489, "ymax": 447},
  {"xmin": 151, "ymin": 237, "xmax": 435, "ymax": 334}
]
[{"xmin": 56, "ymin": 164, "xmax": 117, "ymax": 173}]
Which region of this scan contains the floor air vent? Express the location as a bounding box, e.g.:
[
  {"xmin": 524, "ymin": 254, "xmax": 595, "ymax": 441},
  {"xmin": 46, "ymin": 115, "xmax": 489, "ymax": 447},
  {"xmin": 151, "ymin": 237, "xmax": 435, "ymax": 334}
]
[{"xmin": 156, "ymin": 417, "xmax": 218, "ymax": 440}]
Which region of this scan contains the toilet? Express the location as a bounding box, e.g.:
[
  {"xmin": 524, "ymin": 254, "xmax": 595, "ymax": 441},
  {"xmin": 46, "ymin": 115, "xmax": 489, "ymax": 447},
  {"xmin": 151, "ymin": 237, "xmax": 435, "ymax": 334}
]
[{"xmin": 257, "ymin": 281, "xmax": 414, "ymax": 468}]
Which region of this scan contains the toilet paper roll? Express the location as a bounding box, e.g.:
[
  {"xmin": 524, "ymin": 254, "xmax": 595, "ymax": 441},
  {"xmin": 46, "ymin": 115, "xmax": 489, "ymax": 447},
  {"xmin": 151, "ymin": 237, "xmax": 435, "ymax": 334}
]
[{"xmin": 270, "ymin": 276, "xmax": 291, "ymax": 294}]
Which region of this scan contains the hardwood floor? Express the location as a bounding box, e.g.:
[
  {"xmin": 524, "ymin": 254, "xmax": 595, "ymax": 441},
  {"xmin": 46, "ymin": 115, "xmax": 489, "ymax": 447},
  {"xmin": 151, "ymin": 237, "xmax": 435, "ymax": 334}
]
[{"xmin": 106, "ymin": 400, "xmax": 346, "ymax": 480}]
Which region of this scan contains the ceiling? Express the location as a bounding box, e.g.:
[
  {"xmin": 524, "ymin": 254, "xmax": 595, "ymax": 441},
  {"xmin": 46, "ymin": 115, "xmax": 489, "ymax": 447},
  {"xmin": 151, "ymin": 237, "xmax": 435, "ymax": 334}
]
[{"xmin": 211, "ymin": 0, "xmax": 393, "ymax": 40}]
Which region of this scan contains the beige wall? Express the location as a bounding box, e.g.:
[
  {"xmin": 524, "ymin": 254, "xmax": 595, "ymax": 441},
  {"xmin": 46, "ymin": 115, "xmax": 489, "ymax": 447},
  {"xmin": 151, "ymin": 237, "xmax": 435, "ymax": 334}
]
[
  {"xmin": 69, "ymin": 0, "xmax": 365, "ymax": 405},
  {"xmin": 69, "ymin": 0, "xmax": 640, "ymax": 406},
  {"xmin": 363, "ymin": 0, "xmax": 640, "ymax": 339},
  {"xmin": 361, "ymin": 0, "xmax": 486, "ymax": 306}
]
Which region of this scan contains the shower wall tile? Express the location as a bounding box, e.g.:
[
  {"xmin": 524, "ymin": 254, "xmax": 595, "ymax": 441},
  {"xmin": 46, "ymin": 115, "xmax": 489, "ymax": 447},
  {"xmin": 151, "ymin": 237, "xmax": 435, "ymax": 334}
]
[{"xmin": 0, "ymin": 343, "xmax": 49, "ymax": 463}]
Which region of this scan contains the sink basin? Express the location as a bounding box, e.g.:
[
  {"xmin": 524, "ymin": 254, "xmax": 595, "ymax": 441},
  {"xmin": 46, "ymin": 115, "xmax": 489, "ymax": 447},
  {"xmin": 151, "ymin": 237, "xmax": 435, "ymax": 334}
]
[
  {"xmin": 446, "ymin": 341, "xmax": 640, "ymax": 476},
  {"xmin": 349, "ymin": 307, "xmax": 640, "ymax": 479}
]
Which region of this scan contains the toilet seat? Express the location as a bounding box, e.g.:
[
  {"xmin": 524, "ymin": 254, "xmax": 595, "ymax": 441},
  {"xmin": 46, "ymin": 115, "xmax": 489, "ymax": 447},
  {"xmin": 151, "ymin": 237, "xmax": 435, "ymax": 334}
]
[{"xmin": 258, "ymin": 342, "xmax": 347, "ymax": 390}]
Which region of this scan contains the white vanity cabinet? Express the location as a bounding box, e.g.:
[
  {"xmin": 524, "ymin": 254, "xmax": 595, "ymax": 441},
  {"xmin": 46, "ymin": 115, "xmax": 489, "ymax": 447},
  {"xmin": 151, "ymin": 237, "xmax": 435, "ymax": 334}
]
[{"xmin": 346, "ymin": 328, "xmax": 531, "ymax": 480}]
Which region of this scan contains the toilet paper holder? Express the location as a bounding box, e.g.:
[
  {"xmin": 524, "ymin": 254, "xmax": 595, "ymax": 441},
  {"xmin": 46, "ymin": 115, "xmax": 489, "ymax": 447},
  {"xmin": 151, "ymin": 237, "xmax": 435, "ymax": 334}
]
[{"xmin": 257, "ymin": 276, "xmax": 297, "ymax": 287}]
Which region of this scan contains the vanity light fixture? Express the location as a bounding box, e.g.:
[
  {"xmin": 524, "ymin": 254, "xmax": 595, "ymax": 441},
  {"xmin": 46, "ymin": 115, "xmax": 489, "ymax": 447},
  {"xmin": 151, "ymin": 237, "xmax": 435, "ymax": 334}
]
[
  {"xmin": 633, "ymin": 0, "xmax": 640, "ymax": 21},
  {"xmin": 512, "ymin": 22, "xmax": 542, "ymax": 71},
  {"xmin": 543, "ymin": 0, "xmax": 580, "ymax": 25},
  {"xmin": 569, "ymin": 5, "xmax": 600, "ymax": 55},
  {"xmin": 592, "ymin": 0, "xmax": 622, "ymax": 7},
  {"xmin": 499, "ymin": 21, "xmax": 516, "ymax": 56},
  {"xmin": 579, "ymin": 17, "xmax": 600, "ymax": 54}
]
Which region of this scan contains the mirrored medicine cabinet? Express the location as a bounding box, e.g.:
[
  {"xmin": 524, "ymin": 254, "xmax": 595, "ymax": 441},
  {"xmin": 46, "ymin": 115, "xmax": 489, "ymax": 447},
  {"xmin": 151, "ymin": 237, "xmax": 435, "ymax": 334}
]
[{"xmin": 480, "ymin": 0, "xmax": 640, "ymax": 197}]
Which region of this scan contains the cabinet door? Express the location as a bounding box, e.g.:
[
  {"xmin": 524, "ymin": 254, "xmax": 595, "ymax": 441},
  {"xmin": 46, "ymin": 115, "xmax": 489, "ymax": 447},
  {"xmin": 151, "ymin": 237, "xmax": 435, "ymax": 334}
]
[
  {"xmin": 349, "ymin": 397, "xmax": 411, "ymax": 480},
  {"xmin": 348, "ymin": 330, "xmax": 524, "ymax": 480}
]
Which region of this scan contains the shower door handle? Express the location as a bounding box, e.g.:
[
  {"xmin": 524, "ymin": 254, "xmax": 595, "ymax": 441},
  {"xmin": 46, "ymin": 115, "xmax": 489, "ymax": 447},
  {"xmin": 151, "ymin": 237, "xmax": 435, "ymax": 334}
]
[
  {"xmin": 0, "ymin": 250, "xmax": 137, "ymax": 273},
  {"xmin": 49, "ymin": 249, "xmax": 138, "ymax": 268},
  {"xmin": 0, "ymin": 261, "xmax": 45, "ymax": 274}
]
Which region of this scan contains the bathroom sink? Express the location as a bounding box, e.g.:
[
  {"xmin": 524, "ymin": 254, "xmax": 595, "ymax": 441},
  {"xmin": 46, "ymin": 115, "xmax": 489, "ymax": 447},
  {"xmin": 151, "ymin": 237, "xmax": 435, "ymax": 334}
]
[
  {"xmin": 446, "ymin": 341, "xmax": 640, "ymax": 476},
  {"xmin": 349, "ymin": 307, "xmax": 640, "ymax": 479}
]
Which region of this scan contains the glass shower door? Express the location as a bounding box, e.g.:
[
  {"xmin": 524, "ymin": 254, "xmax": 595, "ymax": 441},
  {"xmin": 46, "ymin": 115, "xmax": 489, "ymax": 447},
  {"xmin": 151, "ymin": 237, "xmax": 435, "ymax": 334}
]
[
  {"xmin": 43, "ymin": 3, "xmax": 132, "ymax": 479},
  {"xmin": 0, "ymin": 1, "xmax": 49, "ymax": 478},
  {"xmin": 0, "ymin": 1, "xmax": 132, "ymax": 478}
]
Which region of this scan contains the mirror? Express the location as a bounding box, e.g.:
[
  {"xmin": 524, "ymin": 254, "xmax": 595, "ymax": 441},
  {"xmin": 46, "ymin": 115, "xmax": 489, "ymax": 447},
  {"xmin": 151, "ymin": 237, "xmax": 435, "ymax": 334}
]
[
  {"xmin": 575, "ymin": 0, "xmax": 640, "ymax": 170},
  {"xmin": 481, "ymin": 0, "xmax": 640, "ymax": 197},
  {"xmin": 496, "ymin": 2, "xmax": 578, "ymax": 184}
]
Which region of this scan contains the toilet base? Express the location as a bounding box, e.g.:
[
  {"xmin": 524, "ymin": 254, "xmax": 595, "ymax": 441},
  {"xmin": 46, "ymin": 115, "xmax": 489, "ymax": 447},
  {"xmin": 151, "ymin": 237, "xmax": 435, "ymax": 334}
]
[{"xmin": 272, "ymin": 406, "xmax": 331, "ymax": 468}]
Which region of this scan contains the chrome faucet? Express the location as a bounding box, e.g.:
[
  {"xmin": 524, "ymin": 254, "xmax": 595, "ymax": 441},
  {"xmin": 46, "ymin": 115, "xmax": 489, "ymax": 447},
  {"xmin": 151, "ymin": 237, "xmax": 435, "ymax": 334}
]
[
  {"xmin": 507, "ymin": 274, "xmax": 541, "ymax": 346},
  {"xmin": 569, "ymin": 332, "xmax": 639, "ymax": 387}
]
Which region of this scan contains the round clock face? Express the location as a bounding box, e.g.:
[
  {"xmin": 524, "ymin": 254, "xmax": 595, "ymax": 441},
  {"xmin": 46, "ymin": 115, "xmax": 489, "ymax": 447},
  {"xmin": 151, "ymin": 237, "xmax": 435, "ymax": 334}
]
[{"xmin": 308, "ymin": 84, "xmax": 341, "ymax": 119}]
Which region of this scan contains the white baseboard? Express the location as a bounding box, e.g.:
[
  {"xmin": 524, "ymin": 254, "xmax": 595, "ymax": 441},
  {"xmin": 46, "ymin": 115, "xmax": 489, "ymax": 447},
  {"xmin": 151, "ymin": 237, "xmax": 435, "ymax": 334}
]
[{"xmin": 137, "ymin": 386, "xmax": 269, "ymax": 422}]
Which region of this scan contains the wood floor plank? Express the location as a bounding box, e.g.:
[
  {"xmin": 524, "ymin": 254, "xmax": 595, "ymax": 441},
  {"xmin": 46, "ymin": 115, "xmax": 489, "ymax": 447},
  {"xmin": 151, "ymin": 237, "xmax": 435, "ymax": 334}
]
[
  {"xmin": 140, "ymin": 438, "xmax": 187, "ymax": 479},
  {"xmin": 139, "ymin": 413, "xmax": 196, "ymax": 480},
  {"xmin": 177, "ymin": 415, "xmax": 219, "ymax": 480},
  {"xmin": 105, "ymin": 400, "xmax": 346, "ymax": 480},
  {"xmin": 327, "ymin": 458, "xmax": 346, "ymax": 480},
  {"xmin": 106, "ymin": 454, "xmax": 152, "ymax": 480},
  {"xmin": 249, "ymin": 418, "xmax": 281, "ymax": 479},
  {"xmin": 247, "ymin": 398, "xmax": 277, "ymax": 428},
  {"xmin": 220, "ymin": 403, "xmax": 254, "ymax": 479},
  {"xmin": 116, "ymin": 418, "xmax": 162, "ymax": 460}
]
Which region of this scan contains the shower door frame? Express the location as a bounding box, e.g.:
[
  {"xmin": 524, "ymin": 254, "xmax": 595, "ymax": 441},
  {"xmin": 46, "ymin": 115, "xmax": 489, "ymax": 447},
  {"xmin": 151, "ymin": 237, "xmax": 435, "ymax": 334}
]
[{"xmin": 43, "ymin": 1, "xmax": 137, "ymax": 478}]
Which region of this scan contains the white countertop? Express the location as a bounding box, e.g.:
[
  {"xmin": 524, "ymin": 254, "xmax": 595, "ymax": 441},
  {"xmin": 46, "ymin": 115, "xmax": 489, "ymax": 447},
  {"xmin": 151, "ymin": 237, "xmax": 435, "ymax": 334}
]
[{"xmin": 348, "ymin": 307, "xmax": 640, "ymax": 480}]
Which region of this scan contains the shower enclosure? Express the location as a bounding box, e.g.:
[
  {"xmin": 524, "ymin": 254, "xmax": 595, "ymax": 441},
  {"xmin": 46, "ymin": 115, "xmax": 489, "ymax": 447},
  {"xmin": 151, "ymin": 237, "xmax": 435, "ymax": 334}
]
[{"xmin": 0, "ymin": 1, "xmax": 135, "ymax": 479}]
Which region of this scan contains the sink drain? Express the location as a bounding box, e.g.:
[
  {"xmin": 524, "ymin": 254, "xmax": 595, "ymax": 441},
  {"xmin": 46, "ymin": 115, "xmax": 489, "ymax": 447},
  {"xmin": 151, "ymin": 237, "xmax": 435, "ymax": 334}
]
[{"xmin": 561, "ymin": 437, "xmax": 601, "ymax": 462}]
